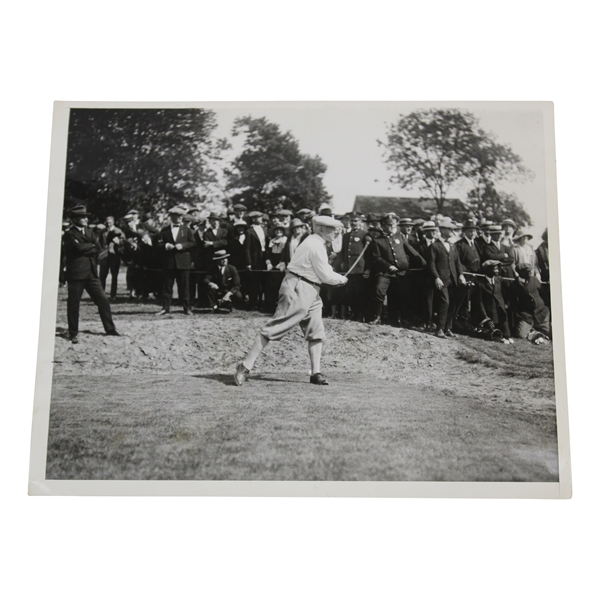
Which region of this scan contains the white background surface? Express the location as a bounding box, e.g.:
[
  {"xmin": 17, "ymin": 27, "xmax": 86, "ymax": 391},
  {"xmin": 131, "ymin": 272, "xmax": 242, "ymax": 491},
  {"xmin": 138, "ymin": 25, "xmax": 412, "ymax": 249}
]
[{"xmin": 0, "ymin": 1, "xmax": 596, "ymax": 597}]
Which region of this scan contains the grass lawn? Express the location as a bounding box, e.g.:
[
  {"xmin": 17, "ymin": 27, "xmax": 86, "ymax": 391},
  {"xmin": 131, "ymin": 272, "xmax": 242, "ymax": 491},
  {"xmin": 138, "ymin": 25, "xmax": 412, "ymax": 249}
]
[{"xmin": 46, "ymin": 372, "xmax": 558, "ymax": 482}]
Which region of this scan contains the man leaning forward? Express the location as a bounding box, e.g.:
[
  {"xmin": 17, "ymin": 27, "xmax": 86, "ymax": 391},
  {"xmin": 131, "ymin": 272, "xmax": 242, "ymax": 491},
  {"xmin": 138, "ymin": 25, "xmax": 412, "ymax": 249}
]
[{"xmin": 235, "ymin": 215, "xmax": 348, "ymax": 386}]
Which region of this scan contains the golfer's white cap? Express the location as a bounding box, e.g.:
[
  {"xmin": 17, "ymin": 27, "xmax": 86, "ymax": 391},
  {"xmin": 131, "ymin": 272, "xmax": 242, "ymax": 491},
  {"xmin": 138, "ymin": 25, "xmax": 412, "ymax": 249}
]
[{"xmin": 312, "ymin": 215, "xmax": 343, "ymax": 228}]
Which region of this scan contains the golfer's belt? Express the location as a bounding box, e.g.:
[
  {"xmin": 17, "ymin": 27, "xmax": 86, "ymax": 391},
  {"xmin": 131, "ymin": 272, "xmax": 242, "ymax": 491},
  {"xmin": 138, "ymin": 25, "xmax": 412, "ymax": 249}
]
[{"xmin": 287, "ymin": 271, "xmax": 321, "ymax": 289}]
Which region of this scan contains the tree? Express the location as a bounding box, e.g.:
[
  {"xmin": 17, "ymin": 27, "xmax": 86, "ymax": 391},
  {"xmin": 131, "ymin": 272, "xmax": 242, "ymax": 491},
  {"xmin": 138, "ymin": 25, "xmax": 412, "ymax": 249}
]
[
  {"xmin": 466, "ymin": 183, "xmax": 532, "ymax": 227},
  {"xmin": 225, "ymin": 116, "xmax": 331, "ymax": 214},
  {"xmin": 379, "ymin": 108, "xmax": 533, "ymax": 215},
  {"xmin": 65, "ymin": 108, "xmax": 228, "ymax": 219}
]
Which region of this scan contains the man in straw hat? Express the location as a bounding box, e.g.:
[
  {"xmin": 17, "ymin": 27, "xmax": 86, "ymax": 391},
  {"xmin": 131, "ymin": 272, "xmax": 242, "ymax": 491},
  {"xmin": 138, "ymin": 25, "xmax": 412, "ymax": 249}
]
[
  {"xmin": 234, "ymin": 215, "xmax": 348, "ymax": 386},
  {"xmin": 202, "ymin": 249, "xmax": 242, "ymax": 312},
  {"xmin": 62, "ymin": 204, "xmax": 120, "ymax": 343}
]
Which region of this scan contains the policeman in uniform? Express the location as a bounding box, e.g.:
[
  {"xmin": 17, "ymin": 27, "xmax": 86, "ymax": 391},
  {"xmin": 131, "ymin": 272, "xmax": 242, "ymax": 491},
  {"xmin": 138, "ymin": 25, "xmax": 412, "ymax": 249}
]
[
  {"xmin": 336, "ymin": 212, "xmax": 369, "ymax": 321},
  {"xmin": 369, "ymin": 212, "xmax": 426, "ymax": 326}
]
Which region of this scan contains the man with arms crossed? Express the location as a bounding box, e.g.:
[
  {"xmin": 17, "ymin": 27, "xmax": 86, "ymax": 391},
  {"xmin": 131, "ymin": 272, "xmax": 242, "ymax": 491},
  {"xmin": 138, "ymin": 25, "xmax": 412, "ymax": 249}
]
[{"xmin": 235, "ymin": 216, "xmax": 348, "ymax": 386}]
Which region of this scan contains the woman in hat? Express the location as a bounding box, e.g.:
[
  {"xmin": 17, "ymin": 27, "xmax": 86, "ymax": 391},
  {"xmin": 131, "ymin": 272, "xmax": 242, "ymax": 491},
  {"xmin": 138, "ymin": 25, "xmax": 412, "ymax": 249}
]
[{"xmin": 512, "ymin": 229, "xmax": 541, "ymax": 280}]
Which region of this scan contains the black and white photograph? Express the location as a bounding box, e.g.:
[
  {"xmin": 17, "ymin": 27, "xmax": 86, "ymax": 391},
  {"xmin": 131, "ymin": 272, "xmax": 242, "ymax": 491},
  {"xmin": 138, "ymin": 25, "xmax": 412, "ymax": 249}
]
[
  {"xmin": 29, "ymin": 101, "xmax": 569, "ymax": 496},
  {"xmin": 4, "ymin": 1, "xmax": 599, "ymax": 598}
]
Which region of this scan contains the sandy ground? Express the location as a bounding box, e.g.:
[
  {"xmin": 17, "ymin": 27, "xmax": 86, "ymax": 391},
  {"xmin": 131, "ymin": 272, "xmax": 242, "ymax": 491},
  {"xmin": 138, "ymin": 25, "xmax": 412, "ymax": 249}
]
[{"xmin": 46, "ymin": 285, "xmax": 558, "ymax": 481}]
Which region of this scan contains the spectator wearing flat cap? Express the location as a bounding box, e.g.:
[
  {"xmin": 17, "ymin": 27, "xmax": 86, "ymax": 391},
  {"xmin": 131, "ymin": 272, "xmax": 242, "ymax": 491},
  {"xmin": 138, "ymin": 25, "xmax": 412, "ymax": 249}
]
[
  {"xmin": 475, "ymin": 221, "xmax": 493, "ymax": 255},
  {"xmin": 369, "ymin": 212, "xmax": 426, "ymax": 327},
  {"xmin": 203, "ymin": 212, "xmax": 228, "ymax": 262},
  {"xmin": 244, "ymin": 211, "xmax": 268, "ymax": 310},
  {"xmin": 398, "ymin": 217, "xmax": 414, "ymax": 243},
  {"xmin": 280, "ymin": 218, "xmax": 309, "ymax": 268},
  {"xmin": 155, "ymin": 206, "xmax": 196, "ymax": 315},
  {"xmin": 202, "ymin": 249, "xmax": 243, "ymax": 312},
  {"xmin": 62, "ymin": 205, "xmax": 120, "ymax": 343},
  {"xmin": 234, "ymin": 215, "xmax": 348, "ymax": 387},
  {"xmin": 296, "ymin": 208, "xmax": 315, "ymax": 224},
  {"xmin": 426, "ymin": 218, "xmax": 467, "ymax": 338},
  {"xmin": 99, "ymin": 215, "xmax": 123, "ymax": 300}
]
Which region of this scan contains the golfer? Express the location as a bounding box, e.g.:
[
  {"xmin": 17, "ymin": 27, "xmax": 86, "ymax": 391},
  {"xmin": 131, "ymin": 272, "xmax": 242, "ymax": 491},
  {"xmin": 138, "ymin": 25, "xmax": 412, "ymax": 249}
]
[{"xmin": 234, "ymin": 215, "xmax": 348, "ymax": 386}]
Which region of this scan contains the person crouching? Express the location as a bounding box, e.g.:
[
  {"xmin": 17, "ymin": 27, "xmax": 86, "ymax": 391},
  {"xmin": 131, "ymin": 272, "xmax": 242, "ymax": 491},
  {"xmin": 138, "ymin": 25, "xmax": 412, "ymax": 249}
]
[{"xmin": 202, "ymin": 249, "xmax": 243, "ymax": 312}]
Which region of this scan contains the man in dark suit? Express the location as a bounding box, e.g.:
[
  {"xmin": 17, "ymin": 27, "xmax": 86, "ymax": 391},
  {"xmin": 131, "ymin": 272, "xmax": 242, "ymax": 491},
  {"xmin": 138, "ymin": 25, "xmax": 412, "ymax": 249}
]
[
  {"xmin": 156, "ymin": 206, "xmax": 196, "ymax": 315},
  {"xmin": 480, "ymin": 224, "xmax": 515, "ymax": 277},
  {"xmin": 426, "ymin": 218, "xmax": 467, "ymax": 338},
  {"xmin": 202, "ymin": 249, "xmax": 243, "ymax": 311},
  {"xmin": 99, "ymin": 215, "xmax": 123, "ymax": 300},
  {"xmin": 454, "ymin": 219, "xmax": 481, "ymax": 326},
  {"xmin": 62, "ymin": 205, "xmax": 120, "ymax": 343},
  {"xmin": 369, "ymin": 212, "xmax": 426, "ymax": 326},
  {"xmin": 244, "ymin": 211, "xmax": 268, "ymax": 310},
  {"xmin": 203, "ymin": 212, "xmax": 228, "ymax": 261}
]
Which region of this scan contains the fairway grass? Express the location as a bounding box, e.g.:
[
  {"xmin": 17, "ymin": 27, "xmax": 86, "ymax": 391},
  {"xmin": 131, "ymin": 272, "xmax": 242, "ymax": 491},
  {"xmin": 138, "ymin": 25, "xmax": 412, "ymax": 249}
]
[{"xmin": 46, "ymin": 373, "xmax": 558, "ymax": 482}]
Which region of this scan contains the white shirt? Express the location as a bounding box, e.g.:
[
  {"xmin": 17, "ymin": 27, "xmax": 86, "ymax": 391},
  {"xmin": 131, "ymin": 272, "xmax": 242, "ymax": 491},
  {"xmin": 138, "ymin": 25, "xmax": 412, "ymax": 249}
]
[
  {"xmin": 171, "ymin": 225, "xmax": 180, "ymax": 240},
  {"xmin": 286, "ymin": 234, "xmax": 347, "ymax": 286},
  {"xmin": 252, "ymin": 224, "xmax": 266, "ymax": 251}
]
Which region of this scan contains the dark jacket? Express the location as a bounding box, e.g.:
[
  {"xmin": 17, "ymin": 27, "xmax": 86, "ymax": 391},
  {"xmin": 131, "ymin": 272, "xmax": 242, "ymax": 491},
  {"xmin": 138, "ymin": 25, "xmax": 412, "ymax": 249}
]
[
  {"xmin": 337, "ymin": 229, "xmax": 369, "ymax": 274},
  {"xmin": 455, "ymin": 237, "xmax": 481, "ymax": 274},
  {"xmin": 371, "ymin": 233, "xmax": 426, "ymax": 275},
  {"xmin": 473, "ymin": 275, "xmax": 509, "ymax": 325},
  {"xmin": 204, "ymin": 263, "xmax": 241, "ymax": 295},
  {"xmin": 536, "ymin": 242, "xmax": 550, "ymax": 282},
  {"xmin": 244, "ymin": 226, "xmax": 267, "ymax": 269},
  {"xmin": 156, "ymin": 224, "xmax": 196, "ymax": 270},
  {"xmin": 427, "ymin": 239, "xmax": 463, "ymax": 286},
  {"xmin": 510, "ymin": 276, "xmax": 549, "ymax": 324},
  {"xmin": 480, "ymin": 239, "xmax": 515, "ymax": 277},
  {"xmin": 63, "ymin": 226, "xmax": 102, "ymax": 281},
  {"xmin": 203, "ymin": 226, "xmax": 228, "ymax": 256}
]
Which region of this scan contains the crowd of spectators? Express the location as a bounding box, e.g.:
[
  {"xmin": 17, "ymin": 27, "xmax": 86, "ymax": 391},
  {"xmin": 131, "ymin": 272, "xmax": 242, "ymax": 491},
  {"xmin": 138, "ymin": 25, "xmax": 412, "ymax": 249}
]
[{"xmin": 60, "ymin": 201, "xmax": 552, "ymax": 344}]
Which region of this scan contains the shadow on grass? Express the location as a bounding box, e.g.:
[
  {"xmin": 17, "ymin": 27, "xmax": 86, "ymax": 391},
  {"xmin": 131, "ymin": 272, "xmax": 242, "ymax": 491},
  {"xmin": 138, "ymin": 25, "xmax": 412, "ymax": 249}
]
[
  {"xmin": 192, "ymin": 373, "xmax": 237, "ymax": 386},
  {"xmin": 192, "ymin": 373, "xmax": 307, "ymax": 386}
]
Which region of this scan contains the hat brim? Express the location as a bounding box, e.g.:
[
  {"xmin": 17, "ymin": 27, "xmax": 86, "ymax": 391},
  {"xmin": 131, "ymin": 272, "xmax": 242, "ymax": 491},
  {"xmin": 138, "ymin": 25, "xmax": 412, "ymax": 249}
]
[{"xmin": 213, "ymin": 253, "xmax": 230, "ymax": 260}]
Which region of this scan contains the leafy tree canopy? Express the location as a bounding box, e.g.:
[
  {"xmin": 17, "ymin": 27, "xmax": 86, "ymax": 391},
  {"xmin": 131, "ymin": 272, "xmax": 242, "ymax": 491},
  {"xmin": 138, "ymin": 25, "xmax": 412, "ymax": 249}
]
[
  {"xmin": 466, "ymin": 183, "xmax": 533, "ymax": 227},
  {"xmin": 379, "ymin": 108, "xmax": 534, "ymax": 218},
  {"xmin": 225, "ymin": 116, "xmax": 331, "ymax": 214},
  {"xmin": 65, "ymin": 108, "xmax": 228, "ymax": 219}
]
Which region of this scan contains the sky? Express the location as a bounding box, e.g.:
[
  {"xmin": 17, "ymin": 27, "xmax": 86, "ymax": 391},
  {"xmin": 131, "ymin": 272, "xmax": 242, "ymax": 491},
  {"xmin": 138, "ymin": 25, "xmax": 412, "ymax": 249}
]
[{"xmin": 204, "ymin": 101, "xmax": 549, "ymax": 241}]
